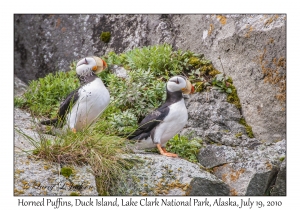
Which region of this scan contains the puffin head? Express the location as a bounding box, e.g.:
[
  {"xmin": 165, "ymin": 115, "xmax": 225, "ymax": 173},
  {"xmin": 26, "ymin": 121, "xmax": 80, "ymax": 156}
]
[
  {"xmin": 167, "ymin": 76, "xmax": 195, "ymax": 94},
  {"xmin": 76, "ymin": 56, "xmax": 107, "ymax": 76}
]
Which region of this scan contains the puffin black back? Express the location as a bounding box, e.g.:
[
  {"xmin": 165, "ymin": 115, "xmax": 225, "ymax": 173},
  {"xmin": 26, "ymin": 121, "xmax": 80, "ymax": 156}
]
[{"xmin": 126, "ymin": 88, "xmax": 183, "ymax": 140}]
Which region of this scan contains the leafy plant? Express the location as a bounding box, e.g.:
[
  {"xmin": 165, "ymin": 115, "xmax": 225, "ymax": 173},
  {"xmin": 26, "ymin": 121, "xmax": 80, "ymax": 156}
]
[
  {"xmin": 211, "ymin": 73, "xmax": 233, "ymax": 93},
  {"xmin": 16, "ymin": 68, "xmax": 79, "ymax": 118},
  {"xmin": 165, "ymin": 134, "xmax": 203, "ymax": 163}
]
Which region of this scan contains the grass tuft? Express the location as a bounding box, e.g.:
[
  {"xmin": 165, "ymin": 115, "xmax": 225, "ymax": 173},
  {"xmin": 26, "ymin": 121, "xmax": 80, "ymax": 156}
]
[{"xmin": 16, "ymin": 126, "xmax": 134, "ymax": 195}]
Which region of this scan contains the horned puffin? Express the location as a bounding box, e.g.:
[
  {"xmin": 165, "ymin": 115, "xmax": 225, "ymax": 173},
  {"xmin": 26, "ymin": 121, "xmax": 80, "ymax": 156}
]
[
  {"xmin": 41, "ymin": 56, "xmax": 109, "ymax": 133},
  {"xmin": 128, "ymin": 76, "xmax": 195, "ymax": 157}
]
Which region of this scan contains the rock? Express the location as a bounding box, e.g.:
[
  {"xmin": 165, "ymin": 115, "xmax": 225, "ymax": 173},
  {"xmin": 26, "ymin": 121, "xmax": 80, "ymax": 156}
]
[
  {"xmin": 109, "ymin": 65, "xmax": 128, "ymax": 78},
  {"xmin": 14, "ymin": 75, "xmax": 28, "ymax": 97},
  {"xmin": 111, "ymin": 153, "xmax": 229, "ymax": 196},
  {"xmin": 198, "ymin": 145, "xmax": 237, "ymax": 168},
  {"xmin": 182, "ymin": 89, "xmax": 254, "ymax": 147},
  {"xmin": 270, "ymin": 159, "xmax": 286, "ymax": 196},
  {"xmin": 14, "ymin": 153, "xmax": 98, "ymax": 196},
  {"xmin": 198, "ymin": 140, "xmax": 285, "ymax": 195},
  {"xmin": 213, "ymin": 161, "xmax": 278, "ymax": 196},
  {"xmin": 14, "ymin": 14, "xmax": 286, "ymax": 143},
  {"xmin": 198, "ymin": 139, "xmax": 286, "ymax": 169},
  {"xmin": 172, "ymin": 14, "xmax": 286, "ymax": 143},
  {"xmin": 186, "ymin": 177, "xmax": 230, "ymax": 196}
]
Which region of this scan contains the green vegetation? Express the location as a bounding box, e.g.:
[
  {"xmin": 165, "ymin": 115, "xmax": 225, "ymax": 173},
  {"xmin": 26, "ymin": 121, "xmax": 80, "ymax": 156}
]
[
  {"xmin": 14, "ymin": 61, "xmax": 79, "ymax": 118},
  {"xmin": 166, "ymin": 134, "xmax": 203, "ymax": 163},
  {"xmin": 100, "ymin": 32, "xmax": 111, "ymax": 43},
  {"xmin": 211, "ymin": 73, "xmax": 241, "ymax": 109},
  {"xmin": 239, "ymin": 118, "xmax": 254, "ymax": 138},
  {"xmin": 60, "ymin": 167, "xmax": 73, "ymax": 178},
  {"xmin": 146, "ymin": 134, "xmax": 203, "ymax": 163},
  {"xmin": 235, "ymin": 132, "xmax": 243, "ymax": 138},
  {"xmin": 69, "ymin": 192, "xmax": 80, "ymax": 196}
]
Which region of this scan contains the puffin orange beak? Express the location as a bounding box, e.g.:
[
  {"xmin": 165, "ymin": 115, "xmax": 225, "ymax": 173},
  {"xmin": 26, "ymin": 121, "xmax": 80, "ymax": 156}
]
[
  {"xmin": 190, "ymin": 85, "xmax": 195, "ymax": 94},
  {"xmin": 102, "ymin": 60, "xmax": 107, "ymax": 69}
]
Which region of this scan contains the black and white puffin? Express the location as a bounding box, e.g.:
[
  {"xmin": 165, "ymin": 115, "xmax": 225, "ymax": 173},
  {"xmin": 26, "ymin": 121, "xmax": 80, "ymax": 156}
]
[
  {"xmin": 128, "ymin": 76, "xmax": 195, "ymax": 157},
  {"xmin": 41, "ymin": 56, "xmax": 109, "ymax": 133}
]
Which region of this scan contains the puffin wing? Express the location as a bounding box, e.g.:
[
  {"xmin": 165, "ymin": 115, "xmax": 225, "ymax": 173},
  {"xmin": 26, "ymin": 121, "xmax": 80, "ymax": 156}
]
[
  {"xmin": 41, "ymin": 88, "xmax": 79, "ymax": 126},
  {"xmin": 128, "ymin": 105, "xmax": 170, "ymax": 140}
]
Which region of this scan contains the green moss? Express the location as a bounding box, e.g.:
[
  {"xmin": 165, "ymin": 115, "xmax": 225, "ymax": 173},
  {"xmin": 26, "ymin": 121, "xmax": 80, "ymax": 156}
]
[
  {"xmin": 279, "ymin": 157, "xmax": 285, "ymax": 162},
  {"xmin": 60, "ymin": 167, "xmax": 73, "ymax": 178},
  {"xmin": 194, "ymin": 81, "xmax": 204, "ymax": 93},
  {"xmin": 235, "ymin": 132, "xmax": 243, "ymax": 138},
  {"xmin": 227, "ymin": 76, "xmax": 233, "ymax": 84},
  {"xmin": 239, "ymin": 118, "xmax": 254, "ymax": 138},
  {"xmin": 224, "ymin": 77, "xmax": 241, "ymax": 109},
  {"xmin": 188, "ymin": 57, "xmax": 201, "ymax": 67},
  {"xmin": 100, "ymin": 32, "xmax": 111, "ymax": 43},
  {"xmin": 227, "ymin": 85, "xmax": 241, "ymax": 109},
  {"xmin": 70, "ymin": 192, "xmax": 79, "ymax": 196},
  {"xmin": 208, "ymin": 69, "xmax": 221, "ymax": 77}
]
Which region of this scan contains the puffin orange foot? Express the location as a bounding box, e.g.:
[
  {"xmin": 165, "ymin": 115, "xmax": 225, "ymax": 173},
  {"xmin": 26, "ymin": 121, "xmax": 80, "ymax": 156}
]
[
  {"xmin": 72, "ymin": 128, "xmax": 76, "ymax": 133},
  {"xmin": 157, "ymin": 144, "xmax": 178, "ymax": 158}
]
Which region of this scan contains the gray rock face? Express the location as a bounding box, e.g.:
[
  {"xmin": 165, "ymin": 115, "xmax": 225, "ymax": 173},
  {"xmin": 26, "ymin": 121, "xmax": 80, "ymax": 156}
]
[
  {"xmin": 198, "ymin": 140, "xmax": 286, "ymax": 169},
  {"xmin": 186, "ymin": 177, "xmax": 230, "ymax": 196},
  {"xmin": 182, "ymin": 89, "xmax": 256, "ymax": 147},
  {"xmin": 14, "ymin": 14, "xmax": 148, "ymax": 83},
  {"xmin": 14, "ymin": 75, "xmax": 28, "ymax": 97},
  {"xmin": 14, "ymin": 153, "xmax": 98, "ymax": 196},
  {"xmin": 197, "ymin": 139, "xmax": 285, "ymax": 195},
  {"xmin": 270, "ymin": 160, "xmax": 286, "ymax": 196},
  {"xmin": 213, "ymin": 161, "xmax": 278, "ymax": 196},
  {"xmin": 183, "ymin": 88, "xmax": 286, "ymax": 196},
  {"xmin": 172, "ymin": 14, "xmax": 286, "ymax": 143},
  {"xmin": 14, "ymin": 14, "xmax": 286, "ymax": 143},
  {"xmin": 111, "ymin": 153, "xmax": 229, "ymax": 196}
]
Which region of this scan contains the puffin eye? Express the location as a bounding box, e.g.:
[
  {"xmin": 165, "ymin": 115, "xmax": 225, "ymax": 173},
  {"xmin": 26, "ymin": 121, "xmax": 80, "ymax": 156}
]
[
  {"xmin": 176, "ymin": 77, "xmax": 179, "ymax": 84},
  {"xmin": 84, "ymin": 58, "xmax": 88, "ymax": 64}
]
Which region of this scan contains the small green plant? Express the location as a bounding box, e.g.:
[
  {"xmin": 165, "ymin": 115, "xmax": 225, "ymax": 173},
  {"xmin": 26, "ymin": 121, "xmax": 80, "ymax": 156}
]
[
  {"xmin": 235, "ymin": 132, "xmax": 243, "ymax": 138},
  {"xmin": 211, "ymin": 73, "xmax": 233, "ymax": 94},
  {"xmin": 60, "ymin": 167, "xmax": 73, "ymax": 178},
  {"xmin": 14, "ymin": 96, "xmax": 26, "ymax": 108},
  {"xmin": 211, "ymin": 73, "xmax": 241, "ymax": 109},
  {"xmin": 239, "ymin": 118, "xmax": 254, "ymax": 138},
  {"xmin": 166, "ymin": 134, "xmax": 203, "ymax": 163},
  {"xmin": 100, "ymin": 32, "xmax": 111, "ymax": 43},
  {"xmin": 279, "ymin": 156, "xmax": 285, "ymax": 162},
  {"xmin": 70, "ymin": 192, "xmax": 80, "ymax": 196}
]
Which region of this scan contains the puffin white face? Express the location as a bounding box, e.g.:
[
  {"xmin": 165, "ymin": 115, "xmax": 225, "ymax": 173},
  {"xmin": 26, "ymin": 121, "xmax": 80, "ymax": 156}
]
[
  {"xmin": 76, "ymin": 57, "xmax": 107, "ymax": 76},
  {"xmin": 167, "ymin": 76, "xmax": 195, "ymax": 94}
]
